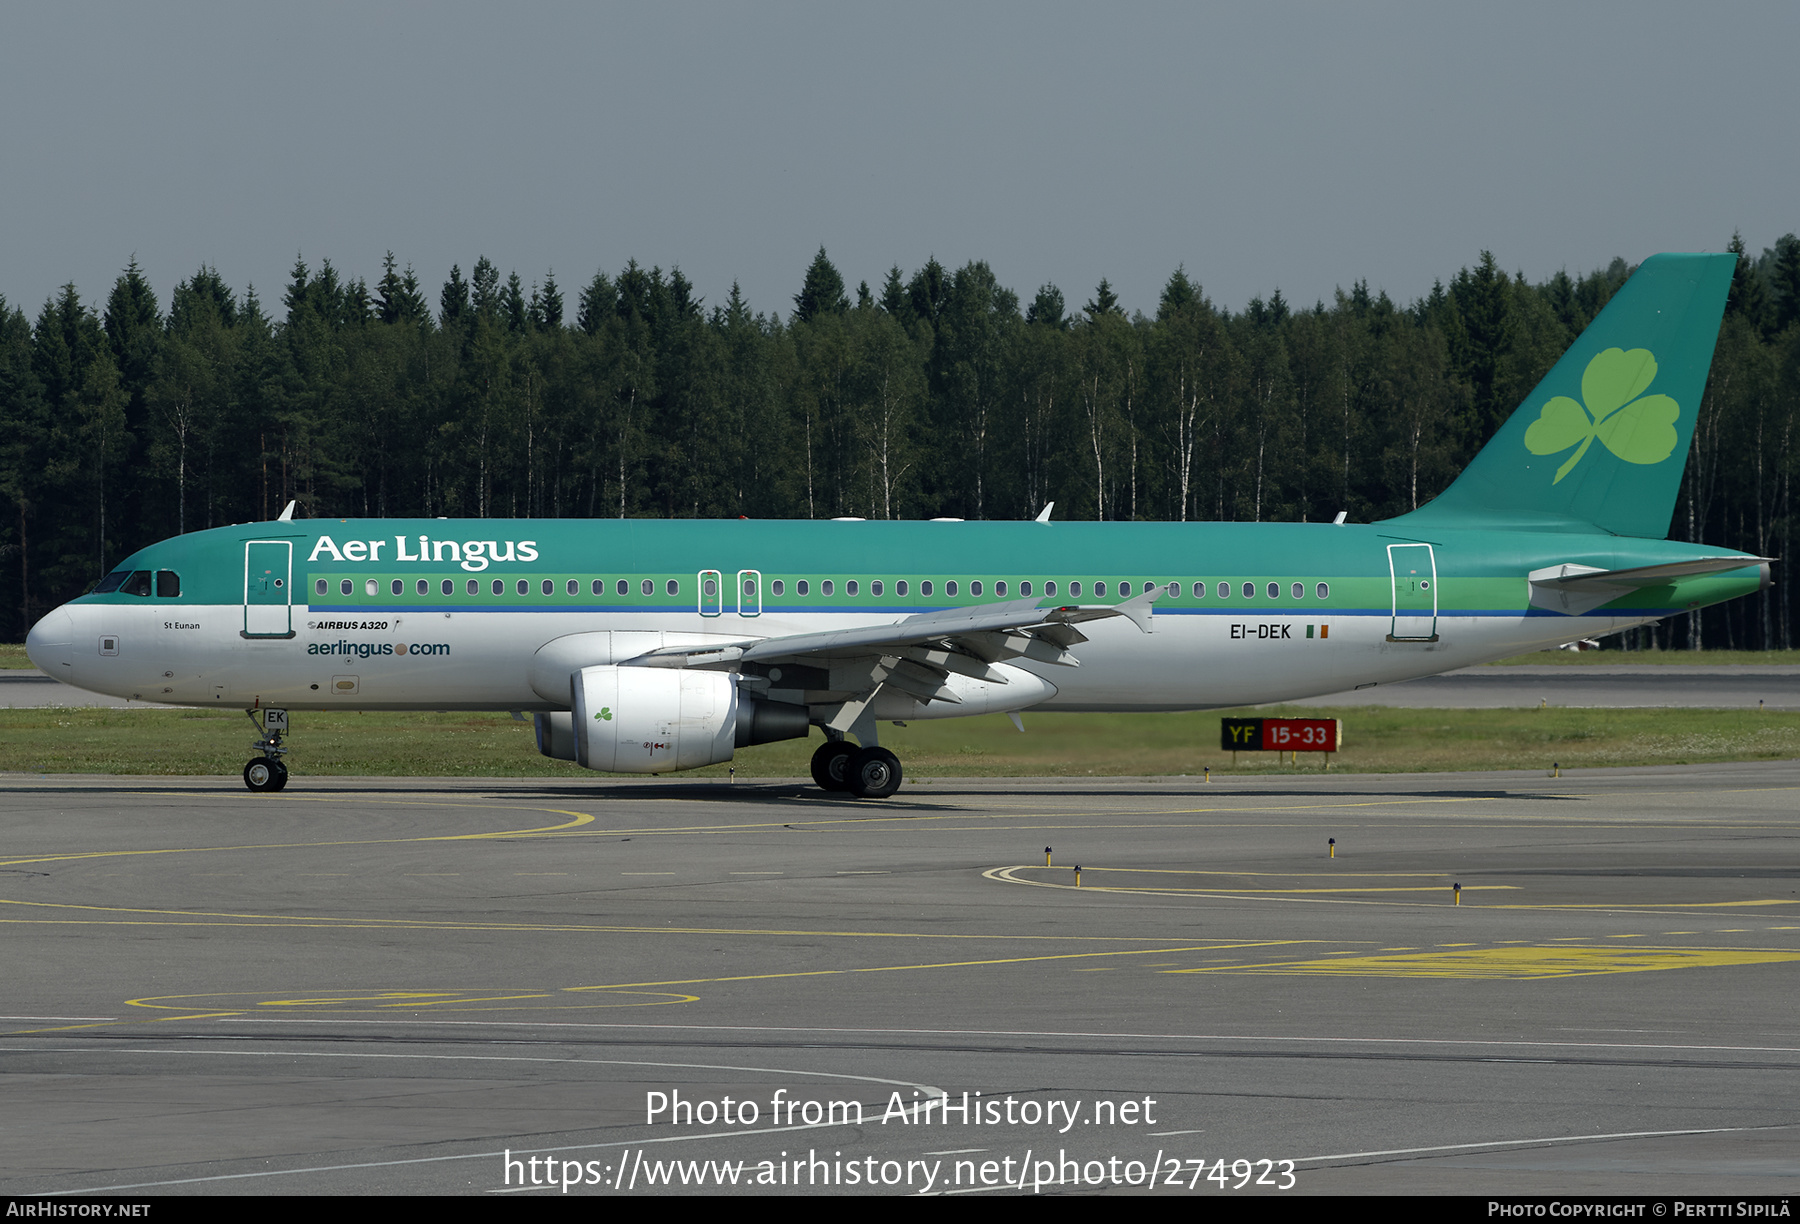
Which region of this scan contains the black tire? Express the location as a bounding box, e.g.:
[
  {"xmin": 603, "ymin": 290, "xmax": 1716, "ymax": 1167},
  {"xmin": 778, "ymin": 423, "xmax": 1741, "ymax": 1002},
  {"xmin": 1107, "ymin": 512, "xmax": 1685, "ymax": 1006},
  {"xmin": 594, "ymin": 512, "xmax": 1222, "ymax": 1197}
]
[
  {"xmin": 849, "ymin": 746, "xmax": 903, "ymax": 799},
  {"xmin": 268, "ymin": 760, "xmax": 289, "ymax": 791},
  {"xmin": 244, "ymin": 759, "xmax": 276, "ymax": 792},
  {"xmin": 810, "ymin": 741, "xmax": 858, "ymax": 791}
]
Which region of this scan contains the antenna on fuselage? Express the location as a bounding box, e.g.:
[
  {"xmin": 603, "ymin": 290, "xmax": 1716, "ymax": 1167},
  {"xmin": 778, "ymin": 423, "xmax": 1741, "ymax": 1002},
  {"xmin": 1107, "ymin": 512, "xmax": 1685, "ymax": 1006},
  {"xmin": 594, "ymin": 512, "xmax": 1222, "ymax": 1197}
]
[
  {"xmin": 1332, "ymin": 510, "xmax": 1347, "ymax": 525},
  {"xmin": 1035, "ymin": 502, "xmax": 1055, "ymax": 524},
  {"xmin": 277, "ymin": 500, "xmax": 297, "ymax": 522}
]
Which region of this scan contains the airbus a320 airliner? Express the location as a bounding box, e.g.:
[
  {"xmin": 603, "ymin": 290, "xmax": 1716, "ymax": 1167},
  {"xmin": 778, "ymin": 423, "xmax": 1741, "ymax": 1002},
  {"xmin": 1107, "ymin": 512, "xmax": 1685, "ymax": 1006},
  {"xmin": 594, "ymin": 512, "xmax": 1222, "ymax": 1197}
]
[{"xmin": 24, "ymin": 253, "xmax": 1768, "ymax": 797}]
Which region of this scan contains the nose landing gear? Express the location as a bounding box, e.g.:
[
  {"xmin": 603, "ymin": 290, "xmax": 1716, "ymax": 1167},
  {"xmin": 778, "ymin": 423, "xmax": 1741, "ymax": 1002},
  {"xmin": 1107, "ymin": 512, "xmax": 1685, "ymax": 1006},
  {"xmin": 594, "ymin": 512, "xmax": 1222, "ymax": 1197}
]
[
  {"xmin": 243, "ymin": 757, "xmax": 288, "ymax": 791},
  {"xmin": 243, "ymin": 708, "xmax": 290, "ymax": 791}
]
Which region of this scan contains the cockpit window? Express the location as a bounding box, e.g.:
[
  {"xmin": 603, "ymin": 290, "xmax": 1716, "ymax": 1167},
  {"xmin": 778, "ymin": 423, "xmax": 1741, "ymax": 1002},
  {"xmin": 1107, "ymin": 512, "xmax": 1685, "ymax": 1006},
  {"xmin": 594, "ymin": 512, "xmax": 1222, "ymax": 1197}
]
[
  {"xmin": 93, "ymin": 570, "xmax": 128, "ymax": 594},
  {"xmin": 156, "ymin": 570, "xmax": 180, "ymax": 598},
  {"xmin": 122, "ymin": 570, "xmax": 153, "ymax": 597}
]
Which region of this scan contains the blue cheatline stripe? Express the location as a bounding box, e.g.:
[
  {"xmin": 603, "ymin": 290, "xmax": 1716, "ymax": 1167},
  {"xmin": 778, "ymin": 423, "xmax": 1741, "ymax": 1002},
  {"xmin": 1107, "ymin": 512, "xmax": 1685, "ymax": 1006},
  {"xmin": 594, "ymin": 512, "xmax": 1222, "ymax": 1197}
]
[{"xmin": 295, "ymin": 603, "xmax": 1640, "ymax": 619}]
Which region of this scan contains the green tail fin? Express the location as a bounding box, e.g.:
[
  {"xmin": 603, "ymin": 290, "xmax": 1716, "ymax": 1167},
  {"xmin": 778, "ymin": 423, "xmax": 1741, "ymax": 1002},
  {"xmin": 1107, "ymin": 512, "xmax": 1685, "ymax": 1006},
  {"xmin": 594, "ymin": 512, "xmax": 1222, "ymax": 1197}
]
[{"xmin": 1389, "ymin": 252, "xmax": 1735, "ymax": 538}]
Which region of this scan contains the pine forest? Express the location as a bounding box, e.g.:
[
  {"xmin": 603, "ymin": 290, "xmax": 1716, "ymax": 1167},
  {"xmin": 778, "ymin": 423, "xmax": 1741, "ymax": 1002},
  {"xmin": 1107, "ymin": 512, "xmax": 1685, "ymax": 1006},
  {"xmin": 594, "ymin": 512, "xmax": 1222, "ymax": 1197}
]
[{"xmin": 3, "ymin": 236, "xmax": 1798, "ymax": 649}]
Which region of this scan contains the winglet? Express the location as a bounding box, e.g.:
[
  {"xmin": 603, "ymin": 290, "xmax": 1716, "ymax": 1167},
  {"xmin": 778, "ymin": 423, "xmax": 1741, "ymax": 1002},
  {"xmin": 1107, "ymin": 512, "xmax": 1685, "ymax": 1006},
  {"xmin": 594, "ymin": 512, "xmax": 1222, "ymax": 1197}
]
[
  {"xmin": 1114, "ymin": 583, "xmax": 1163, "ymax": 633},
  {"xmin": 1035, "ymin": 502, "xmax": 1055, "ymax": 524},
  {"xmin": 1044, "ymin": 584, "xmax": 1163, "ymax": 634}
]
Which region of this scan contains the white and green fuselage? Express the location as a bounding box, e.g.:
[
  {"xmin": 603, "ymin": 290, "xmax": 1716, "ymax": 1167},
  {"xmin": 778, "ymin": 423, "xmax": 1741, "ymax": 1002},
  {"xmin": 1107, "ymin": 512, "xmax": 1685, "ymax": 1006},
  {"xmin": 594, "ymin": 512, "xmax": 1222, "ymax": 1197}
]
[
  {"xmin": 22, "ymin": 253, "xmax": 1769, "ymax": 790},
  {"xmin": 26, "ymin": 515, "xmax": 1766, "ymax": 713}
]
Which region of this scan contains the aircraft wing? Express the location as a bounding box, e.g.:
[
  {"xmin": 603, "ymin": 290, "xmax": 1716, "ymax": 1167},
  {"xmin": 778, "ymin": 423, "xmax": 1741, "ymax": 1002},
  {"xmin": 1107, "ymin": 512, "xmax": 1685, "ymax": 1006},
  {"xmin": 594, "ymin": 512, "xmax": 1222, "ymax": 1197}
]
[{"xmin": 631, "ymin": 586, "xmax": 1162, "ymax": 729}]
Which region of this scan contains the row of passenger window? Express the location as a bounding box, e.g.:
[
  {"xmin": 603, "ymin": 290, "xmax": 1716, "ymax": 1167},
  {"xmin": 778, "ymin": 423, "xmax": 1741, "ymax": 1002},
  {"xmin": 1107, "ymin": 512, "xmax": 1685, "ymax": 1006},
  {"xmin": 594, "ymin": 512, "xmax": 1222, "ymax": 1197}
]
[
  {"xmin": 762, "ymin": 578, "xmax": 1331, "ymax": 600},
  {"xmin": 319, "ymin": 577, "xmax": 680, "ymax": 598},
  {"xmin": 317, "ymin": 575, "xmax": 1333, "ymax": 601}
]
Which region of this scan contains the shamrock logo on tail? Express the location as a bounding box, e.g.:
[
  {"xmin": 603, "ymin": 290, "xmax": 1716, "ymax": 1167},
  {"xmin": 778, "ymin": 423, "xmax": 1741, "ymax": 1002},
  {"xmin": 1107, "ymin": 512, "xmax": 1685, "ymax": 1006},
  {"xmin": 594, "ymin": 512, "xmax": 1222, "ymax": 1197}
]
[{"xmin": 1523, "ymin": 348, "xmax": 1680, "ymax": 484}]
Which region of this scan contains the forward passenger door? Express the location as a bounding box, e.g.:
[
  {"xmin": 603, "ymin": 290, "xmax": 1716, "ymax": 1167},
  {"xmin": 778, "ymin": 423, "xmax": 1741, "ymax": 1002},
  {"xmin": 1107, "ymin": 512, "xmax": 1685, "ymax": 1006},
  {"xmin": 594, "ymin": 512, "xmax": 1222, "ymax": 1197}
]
[{"xmin": 243, "ymin": 540, "xmax": 294, "ymax": 638}]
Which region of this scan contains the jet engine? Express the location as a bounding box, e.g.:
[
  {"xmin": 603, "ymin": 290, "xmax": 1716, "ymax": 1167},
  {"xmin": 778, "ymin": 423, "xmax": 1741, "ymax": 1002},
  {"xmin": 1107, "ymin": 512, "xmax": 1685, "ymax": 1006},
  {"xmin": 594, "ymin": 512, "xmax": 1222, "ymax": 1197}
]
[{"xmin": 554, "ymin": 665, "xmax": 808, "ymax": 773}]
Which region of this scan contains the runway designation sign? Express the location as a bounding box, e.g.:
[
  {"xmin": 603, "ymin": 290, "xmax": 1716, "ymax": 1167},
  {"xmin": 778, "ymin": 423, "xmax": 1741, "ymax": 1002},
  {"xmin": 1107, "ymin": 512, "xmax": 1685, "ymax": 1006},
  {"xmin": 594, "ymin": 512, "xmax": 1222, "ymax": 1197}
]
[{"xmin": 1220, "ymin": 717, "xmax": 1341, "ymax": 754}]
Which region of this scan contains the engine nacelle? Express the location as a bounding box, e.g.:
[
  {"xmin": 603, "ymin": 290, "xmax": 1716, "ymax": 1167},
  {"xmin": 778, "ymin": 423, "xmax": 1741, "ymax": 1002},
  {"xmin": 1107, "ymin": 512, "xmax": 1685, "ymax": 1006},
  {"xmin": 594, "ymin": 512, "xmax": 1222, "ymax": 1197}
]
[{"xmin": 567, "ymin": 666, "xmax": 809, "ymax": 773}]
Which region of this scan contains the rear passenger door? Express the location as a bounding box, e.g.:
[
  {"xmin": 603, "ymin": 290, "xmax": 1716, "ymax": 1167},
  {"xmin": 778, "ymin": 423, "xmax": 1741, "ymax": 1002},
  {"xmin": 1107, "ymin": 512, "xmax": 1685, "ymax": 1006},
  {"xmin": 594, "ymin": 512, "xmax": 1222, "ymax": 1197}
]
[{"xmin": 1386, "ymin": 543, "xmax": 1438, "ymax": 642}]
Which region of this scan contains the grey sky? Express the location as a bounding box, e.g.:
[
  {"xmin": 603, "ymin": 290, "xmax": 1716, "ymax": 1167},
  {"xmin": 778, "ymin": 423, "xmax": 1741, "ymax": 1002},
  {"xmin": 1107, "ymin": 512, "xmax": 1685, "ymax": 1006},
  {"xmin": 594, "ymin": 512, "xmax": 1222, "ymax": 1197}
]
[{"xmin": 3, "ymin": 2, "xmax": 1795, "ymax": 323}]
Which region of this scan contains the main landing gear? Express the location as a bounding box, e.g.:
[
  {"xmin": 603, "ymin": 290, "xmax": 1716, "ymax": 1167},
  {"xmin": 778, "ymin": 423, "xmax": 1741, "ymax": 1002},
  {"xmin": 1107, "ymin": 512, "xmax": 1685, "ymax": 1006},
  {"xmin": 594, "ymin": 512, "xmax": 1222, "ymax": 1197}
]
[
  {"xmin": 243, "ymin": 708, "xmax": 290, "ymax": 792},
  {"xmin": 810, "ymin": 739, "xmax": 903, "ymax": 800}
]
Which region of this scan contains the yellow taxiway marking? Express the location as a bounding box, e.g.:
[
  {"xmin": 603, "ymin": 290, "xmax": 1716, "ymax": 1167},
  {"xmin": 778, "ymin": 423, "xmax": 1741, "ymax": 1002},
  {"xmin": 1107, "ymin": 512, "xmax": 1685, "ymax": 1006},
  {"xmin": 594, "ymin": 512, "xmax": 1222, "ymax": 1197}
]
[
  {"xmin": 7, "ymin": 1012, "xmax": 249, "ymax": 1036},
  {"xmin": 0, "ymin": 807, "xmax": 597, "ymax": 870},
  {"xmin": 1494, "ymin": 901, "xmax": 1800, "ymax": 910},
  {"xmin": 109, "ymin": 936, "xmax": 1800, "ymax": 1021},
  {"xmin": 1172, "ymin": 946, "xmax": 1800, "ymax": 980},
  {"xmin": 532, "ymin": 789, "xmax": 1776, "ymax": 841},
  {"xmin": 0, "ymin": 894, "xmax": 1327, "ymax": 943},
  {"xmin": 1067, "ymin": 867, "xmax": 1460, "ymax": 879},
  {"xmin": 9, "ymin": 783, "xmax": 1800, "ymax": 873},
  {"xmin": 2, "ymin": 876, "xmax": 1330, "ymax": 944},
  {"xmin": 119, "ymin": 941, "xmax": 1323, "ymax": 1016},
  {"xmin": 554, "ymin": 943, "xmax": 1320, "ymax": 995},
  {"xmin": 8, "ymin": 989, "xmax": 699, "ymax": 1032},
  {"xmin": 988, "ymin": 867, "xmax": 1800, "ymax": 912},
  {"xmin": 123, "ymin": 989, "xmax": 701, "ymax": 1013},
  {"xmin": 0, "ymin": 792, "xmax": 1531, "ymax": 886},
  {"xmin": 985, "ymin": 865, "xmax": 1514, "ymax": 897}
]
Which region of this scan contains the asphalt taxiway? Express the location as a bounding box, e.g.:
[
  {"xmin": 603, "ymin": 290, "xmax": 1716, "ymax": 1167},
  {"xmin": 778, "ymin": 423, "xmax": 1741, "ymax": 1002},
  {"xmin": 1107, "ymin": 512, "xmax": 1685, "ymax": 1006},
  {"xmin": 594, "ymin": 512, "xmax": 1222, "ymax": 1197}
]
[{"xmin": 2, "ymin": 765, "xmax": 1798, "ymax": 1196}]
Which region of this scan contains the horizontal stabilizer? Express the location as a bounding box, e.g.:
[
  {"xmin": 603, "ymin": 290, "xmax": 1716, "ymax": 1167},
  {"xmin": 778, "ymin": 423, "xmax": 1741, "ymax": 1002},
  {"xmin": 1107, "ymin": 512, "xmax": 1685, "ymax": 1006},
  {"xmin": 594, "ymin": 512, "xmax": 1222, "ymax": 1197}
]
[{"xmin": 1528, "ymin": 556, "xmax": 1769, "ymax": 615}]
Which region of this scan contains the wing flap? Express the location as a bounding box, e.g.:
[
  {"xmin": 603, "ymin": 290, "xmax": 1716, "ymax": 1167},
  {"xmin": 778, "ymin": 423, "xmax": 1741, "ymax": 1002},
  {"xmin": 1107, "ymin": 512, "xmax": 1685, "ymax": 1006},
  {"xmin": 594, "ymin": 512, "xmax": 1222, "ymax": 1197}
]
[{"xmin": 636, "ymin": 588, "xmax": 1159, "ymax": 673}]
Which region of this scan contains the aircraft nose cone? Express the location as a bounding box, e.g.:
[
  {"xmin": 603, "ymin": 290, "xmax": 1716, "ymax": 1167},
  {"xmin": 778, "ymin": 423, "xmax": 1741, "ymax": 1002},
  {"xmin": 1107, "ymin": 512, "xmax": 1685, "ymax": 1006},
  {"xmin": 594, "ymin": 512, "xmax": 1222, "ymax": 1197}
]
[{"xmin": 25, "ymin": 608, "xmax": 73, "ymax": 672}]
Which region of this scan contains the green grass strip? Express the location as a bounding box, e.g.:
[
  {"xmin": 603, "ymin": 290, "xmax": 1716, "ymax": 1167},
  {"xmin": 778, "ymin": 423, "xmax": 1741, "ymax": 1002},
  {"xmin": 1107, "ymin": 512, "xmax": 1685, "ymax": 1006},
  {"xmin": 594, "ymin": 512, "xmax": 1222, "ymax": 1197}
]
[{"xmin": 3, "ymin": 705, "xmax": 1797, "ymax": 778}]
